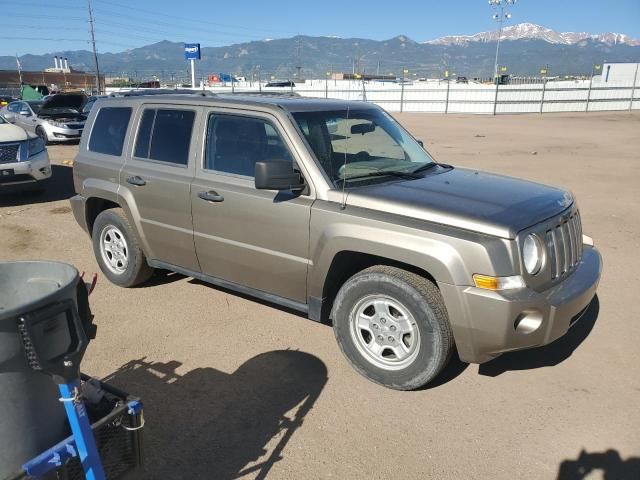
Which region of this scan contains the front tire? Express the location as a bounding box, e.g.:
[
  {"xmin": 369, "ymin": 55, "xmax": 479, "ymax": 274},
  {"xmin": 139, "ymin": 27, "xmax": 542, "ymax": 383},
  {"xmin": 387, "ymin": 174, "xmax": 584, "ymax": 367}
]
[
  {"xmin": 92, "ymin": 208, "xmax": 153, "ymax": 287},
  {"xmin": 332, "ymin": 266, "xmax": 453, "ymax": 390}
]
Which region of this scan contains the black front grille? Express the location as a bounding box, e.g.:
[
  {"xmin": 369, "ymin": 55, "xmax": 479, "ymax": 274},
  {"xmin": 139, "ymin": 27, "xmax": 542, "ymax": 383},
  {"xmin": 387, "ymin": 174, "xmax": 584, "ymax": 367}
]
[
  {"xmin": 65, "ymin": 123, "xmax": 84, "ymax": 129},
  {"xmin": 0, "ymin": 143, "xmax": 20, "ymax": 163}
]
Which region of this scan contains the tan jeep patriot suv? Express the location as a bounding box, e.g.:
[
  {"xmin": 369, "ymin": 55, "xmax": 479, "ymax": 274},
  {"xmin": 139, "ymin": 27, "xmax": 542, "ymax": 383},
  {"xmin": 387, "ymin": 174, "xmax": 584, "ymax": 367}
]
[{"xmin": 70, "ymin": 91, "xmax": 602, "ymax": 390}]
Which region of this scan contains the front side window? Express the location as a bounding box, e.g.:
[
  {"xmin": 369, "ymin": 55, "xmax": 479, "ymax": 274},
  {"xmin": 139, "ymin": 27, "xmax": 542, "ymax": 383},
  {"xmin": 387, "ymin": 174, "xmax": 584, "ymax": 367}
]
[
  {"xmin": 26, "ymin": 101, "xmax": 42, "ymax": 114},
  {"xmin": 204, "ymin": 114, "xmax": 293, "ymax": 177},
  {"xmin": 7, "ymin": 102, "xmax": 22, "ymax": 113},
  {"xmin": 133, "ymin": 108, "xmax": 195, "ymax": 166},
  {"xmin": 293, "ymin": 108, "xmax": 434, "ymax": 186},
  {"xmin": 88, "ymin": 107, "xmax": 132, "ymax": 156}
]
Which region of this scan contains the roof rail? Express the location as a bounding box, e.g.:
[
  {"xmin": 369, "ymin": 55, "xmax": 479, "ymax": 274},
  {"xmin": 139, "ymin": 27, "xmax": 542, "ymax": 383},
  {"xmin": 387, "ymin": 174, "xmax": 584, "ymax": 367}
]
[
  {"xmin": 223, "ymin": 90, "xmax": 301, "ymax": 97},
  {"xmin": 108, "ymin": 89, "xmax": 216, "ymax": 97}
]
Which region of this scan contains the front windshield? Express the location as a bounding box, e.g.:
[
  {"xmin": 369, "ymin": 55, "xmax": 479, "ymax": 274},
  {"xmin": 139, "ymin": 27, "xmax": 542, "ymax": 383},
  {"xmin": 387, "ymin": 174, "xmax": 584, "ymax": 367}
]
[
  {"xmin": 293, "ymin": 108, "xmax": 435, "ymax": 186},
  {"xmin": 27, "ymin": 101, "xmax": 43, "ymax": 114},
  {"xmin": 82, "ymin": 99, "xmax": 96, "ymax": 114}
]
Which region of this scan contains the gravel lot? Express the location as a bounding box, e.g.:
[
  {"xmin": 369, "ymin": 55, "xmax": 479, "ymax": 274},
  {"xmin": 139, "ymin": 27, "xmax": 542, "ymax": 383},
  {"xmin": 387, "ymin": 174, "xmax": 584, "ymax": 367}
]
[{"xmin": 1, "ymin": 111, "xmax": 638, "ymax": 479}]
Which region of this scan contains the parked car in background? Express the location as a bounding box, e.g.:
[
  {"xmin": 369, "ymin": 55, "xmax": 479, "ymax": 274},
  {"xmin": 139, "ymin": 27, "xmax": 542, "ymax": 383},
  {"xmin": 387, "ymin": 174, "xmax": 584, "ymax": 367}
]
[
  {"xmin": 0, "ymin": 113, "xmax": 51, "ymax": 193},
  {"xmin": 82, "ymin": 95, "xmax": 107, "ymax": 115},
  {"xmin": 0, "ymin": 92, "xmax": 87, "ymax": 144},
  {"xmin": 0, "ymin": 96, "xmax": 16, "ymax": 108},
  {"xmin": 70, "ymin": 93, "xmax": 601, "ymax": 390},
  {"xmin": 265, "ymin": 80, "xmax": 295, "ymax": 87}
]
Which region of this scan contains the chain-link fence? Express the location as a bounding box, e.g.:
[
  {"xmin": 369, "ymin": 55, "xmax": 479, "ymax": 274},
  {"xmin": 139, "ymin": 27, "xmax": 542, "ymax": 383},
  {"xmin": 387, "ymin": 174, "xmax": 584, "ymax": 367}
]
[{"xmin": 101, "ymin": 74, "xmax": 640, "ymax": 115}]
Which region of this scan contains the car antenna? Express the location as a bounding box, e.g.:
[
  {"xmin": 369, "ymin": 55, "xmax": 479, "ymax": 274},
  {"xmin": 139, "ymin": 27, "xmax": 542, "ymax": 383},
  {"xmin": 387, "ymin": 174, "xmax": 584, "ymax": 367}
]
[{"xmin": 340, "ymin": 103, "xmax": 350, "ymax": 210}]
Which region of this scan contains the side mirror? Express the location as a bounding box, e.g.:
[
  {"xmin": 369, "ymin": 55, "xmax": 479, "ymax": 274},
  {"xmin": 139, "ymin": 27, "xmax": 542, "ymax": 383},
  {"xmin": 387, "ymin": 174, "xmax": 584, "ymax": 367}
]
[
  {"xmin": 255, "ymin": 161, "xmax": 305, "ymax": 191},
  {"xmin": 19, "ymin": 111, "xmax": 31, "ymax": 117}
]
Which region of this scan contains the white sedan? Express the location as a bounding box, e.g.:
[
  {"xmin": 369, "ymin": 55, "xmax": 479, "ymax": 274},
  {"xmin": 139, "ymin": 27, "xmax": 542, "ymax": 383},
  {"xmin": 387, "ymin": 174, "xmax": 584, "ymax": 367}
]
[{"xmin": 0, "ymin": 114, "xmax": 51, "ymax": 193}]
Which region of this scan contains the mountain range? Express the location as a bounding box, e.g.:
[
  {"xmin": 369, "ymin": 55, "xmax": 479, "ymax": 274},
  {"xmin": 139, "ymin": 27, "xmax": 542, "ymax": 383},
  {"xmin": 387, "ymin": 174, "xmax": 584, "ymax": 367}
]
[
  {"xmin": 1, "ymin": 23, "xmax": 638, "ymax": 80},
  {"xmin": 427, "ymin": 22, "xmax": 640, "ymax": 47}
]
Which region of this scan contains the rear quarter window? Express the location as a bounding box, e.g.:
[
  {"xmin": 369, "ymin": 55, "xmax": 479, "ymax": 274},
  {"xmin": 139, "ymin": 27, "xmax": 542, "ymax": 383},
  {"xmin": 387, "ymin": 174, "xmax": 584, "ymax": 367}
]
[
  {"xmin": 133, "ymin": 108, "xmax": 195, "ymax": 166},
  {"xmin": 88, "ymin": 107, "xmax": 132, "ymax": 156}
]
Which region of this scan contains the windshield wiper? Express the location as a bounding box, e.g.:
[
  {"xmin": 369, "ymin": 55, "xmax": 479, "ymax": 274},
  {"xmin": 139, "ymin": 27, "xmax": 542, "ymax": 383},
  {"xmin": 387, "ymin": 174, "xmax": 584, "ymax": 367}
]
[
  {"xmin": 342, "ymin": 170, "xmax": 421, "ymax": 182},
  {"xmin": 408, "ymin": 162, "xmax": 447, "ymax": 175}
]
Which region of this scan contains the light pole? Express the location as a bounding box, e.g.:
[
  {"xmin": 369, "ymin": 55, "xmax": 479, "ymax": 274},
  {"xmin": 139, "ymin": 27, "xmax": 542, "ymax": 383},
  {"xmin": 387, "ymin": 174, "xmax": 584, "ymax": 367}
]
[{"xmin": 489, "ymin": 0, "xmax": 516, "ymax": 84}]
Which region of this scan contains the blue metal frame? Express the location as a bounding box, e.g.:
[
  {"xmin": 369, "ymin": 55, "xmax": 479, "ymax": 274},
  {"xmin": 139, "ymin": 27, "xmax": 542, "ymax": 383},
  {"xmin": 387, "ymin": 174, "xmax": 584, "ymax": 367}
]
[{"xmin": 21, "ymin": 380, "xmax": 108, "ymax": 480}]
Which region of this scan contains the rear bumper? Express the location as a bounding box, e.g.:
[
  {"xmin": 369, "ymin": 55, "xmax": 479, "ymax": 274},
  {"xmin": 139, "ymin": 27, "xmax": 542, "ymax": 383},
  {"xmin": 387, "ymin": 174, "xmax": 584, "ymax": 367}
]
[
  {"xmin": 70, "ymin": 194, "xmax": 90, "ymax": 234},
  {"xmin": 441, "ymin": 245, "xmax": 602, "ymax": 364},
  {"xmin": 0, "ymin": 150, "xmax": 51, "ymax": 186}
]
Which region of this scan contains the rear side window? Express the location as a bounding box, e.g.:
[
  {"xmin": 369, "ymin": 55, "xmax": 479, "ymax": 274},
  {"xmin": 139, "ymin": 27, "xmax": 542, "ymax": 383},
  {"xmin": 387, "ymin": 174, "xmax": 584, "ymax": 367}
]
[
  {"xmin": 133, "ymin": 108, "xmax": 195, "ymax": 166},
  {"xmin": 88, "ymin": 107, "xmax": 132, "ymax": 156}
]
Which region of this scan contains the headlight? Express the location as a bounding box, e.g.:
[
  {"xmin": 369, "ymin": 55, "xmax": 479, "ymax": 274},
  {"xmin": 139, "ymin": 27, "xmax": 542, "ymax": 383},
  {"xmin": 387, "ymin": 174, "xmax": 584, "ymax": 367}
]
[
  {"xmin": 522, "ymin": 234, "xmax": 543, "ymax": 275},
  {"xmin": 47, "ymin": 119, "xmax": 66, "ymax": 128},
  {"xmin": 27, "ymin": 137, "xmax": 46, "ymax": 157}
]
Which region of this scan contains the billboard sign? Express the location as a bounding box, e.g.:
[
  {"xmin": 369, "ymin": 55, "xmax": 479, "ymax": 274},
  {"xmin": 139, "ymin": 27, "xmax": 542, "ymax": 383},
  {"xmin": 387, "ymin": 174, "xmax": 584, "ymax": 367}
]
[{"xmin": 184, "ymin": 43, "xmax": 201, "ymax": 60}]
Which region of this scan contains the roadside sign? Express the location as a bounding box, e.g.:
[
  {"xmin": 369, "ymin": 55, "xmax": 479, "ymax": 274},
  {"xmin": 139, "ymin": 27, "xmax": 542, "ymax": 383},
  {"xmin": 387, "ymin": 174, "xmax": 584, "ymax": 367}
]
[
  {"xmin": 540, "ymin": 68, "xmax": 548, "ymax": 75},
  {"xmin": 501, "ymin": 66, "xmax": 507, "ymax": 72},
  {"xmin": 595, "ymin": 65, "xmax": 601, "ymax": 70},
  {"xmin": 445, "ymin": 70, "xmax": 449, "ymax": 78},
  {"xmin": 184, "ymin": 43, "xmax": 201, "ymax": 60},
  {"xmin": 403, "ymin": 69, "xmax": 409, "ymax": 74}
]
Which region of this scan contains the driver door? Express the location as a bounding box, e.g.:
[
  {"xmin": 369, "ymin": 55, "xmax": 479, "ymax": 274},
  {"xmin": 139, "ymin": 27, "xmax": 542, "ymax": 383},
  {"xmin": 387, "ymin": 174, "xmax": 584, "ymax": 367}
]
[{"xmin": 191, "ymin": 109, "xmax": 314, "ymax": 303}]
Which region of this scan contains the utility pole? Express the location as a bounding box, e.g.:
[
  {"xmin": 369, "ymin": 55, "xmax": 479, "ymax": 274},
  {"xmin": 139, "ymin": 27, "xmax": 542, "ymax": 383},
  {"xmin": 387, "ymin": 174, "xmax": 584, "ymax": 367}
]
[
  {"xmin": 489, "ymin": 0, "xmax": 516, "ymax": 84},
  {"xmin": 295, "ymin": 38, "xmax": 302, "ymax": 80},
  {"xmin": 87, "ymin": 0, "xmax": 101, "ymax": 94}
]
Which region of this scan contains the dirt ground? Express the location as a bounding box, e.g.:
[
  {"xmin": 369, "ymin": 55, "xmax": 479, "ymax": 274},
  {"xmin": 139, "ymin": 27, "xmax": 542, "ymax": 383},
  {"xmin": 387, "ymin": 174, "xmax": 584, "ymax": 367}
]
[{"xmin": 1, "ymin": 111, "xmax": 639, "ymax": 480}]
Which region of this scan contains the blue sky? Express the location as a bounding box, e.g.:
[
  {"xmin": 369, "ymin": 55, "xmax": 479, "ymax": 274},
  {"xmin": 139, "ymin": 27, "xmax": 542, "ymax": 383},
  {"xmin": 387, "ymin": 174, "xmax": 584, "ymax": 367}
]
[{"xmin": 2, "ymin": 0, "xmax": 639, "ymax": 56}]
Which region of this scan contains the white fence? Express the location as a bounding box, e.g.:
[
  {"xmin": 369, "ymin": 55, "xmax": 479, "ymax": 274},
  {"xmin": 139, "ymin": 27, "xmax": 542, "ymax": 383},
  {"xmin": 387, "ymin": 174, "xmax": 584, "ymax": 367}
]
[{"xmin": 107, "ymin": 77, "xmax": 640, "ymax": 114}]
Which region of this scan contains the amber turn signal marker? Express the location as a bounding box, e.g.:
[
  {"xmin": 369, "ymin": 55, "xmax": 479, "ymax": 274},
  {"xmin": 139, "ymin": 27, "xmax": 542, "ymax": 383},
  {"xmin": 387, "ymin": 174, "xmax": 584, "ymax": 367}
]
[{"xmin": 473, "ymin": 274, "xmax": 499, "ymax": 290}]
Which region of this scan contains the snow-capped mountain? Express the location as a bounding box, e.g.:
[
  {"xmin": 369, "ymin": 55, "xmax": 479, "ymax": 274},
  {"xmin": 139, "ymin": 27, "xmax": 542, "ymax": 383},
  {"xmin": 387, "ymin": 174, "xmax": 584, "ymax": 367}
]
[{"xmin": 427, "ymin": 23, "xmax": 640, "ymax": 47}]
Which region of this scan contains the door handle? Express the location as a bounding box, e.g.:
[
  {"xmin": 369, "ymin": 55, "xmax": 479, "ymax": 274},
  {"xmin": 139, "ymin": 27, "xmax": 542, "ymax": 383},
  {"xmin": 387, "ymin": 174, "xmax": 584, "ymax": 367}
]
[
  {"xmin": 198, "ymin": 191, "xmax": 224, "ymax": 202},
  {"xmin": 126, "ymin": 175, "xmax": 146, "ymax": 186}
]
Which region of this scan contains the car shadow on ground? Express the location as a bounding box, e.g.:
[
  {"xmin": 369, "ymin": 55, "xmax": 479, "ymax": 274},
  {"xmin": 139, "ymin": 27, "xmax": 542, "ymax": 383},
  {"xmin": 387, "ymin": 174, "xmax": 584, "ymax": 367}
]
[
  {"xmin": 0, "ymin": 164, "xmax": 74, "ymax": 207},
  {"xmin": 420, "ymin": 348, "xmax": 470, "ymax": 390},
  {"xmin": 478, "ymin": 295, "xmax": 600, "ymax": 377},
  {"xmin": 557, "ymin": 449, "xmax": 640, "ymax": 479},
  {"xmin": 102, "ymin": 350, "xmax": 327, "ymax": 480}
]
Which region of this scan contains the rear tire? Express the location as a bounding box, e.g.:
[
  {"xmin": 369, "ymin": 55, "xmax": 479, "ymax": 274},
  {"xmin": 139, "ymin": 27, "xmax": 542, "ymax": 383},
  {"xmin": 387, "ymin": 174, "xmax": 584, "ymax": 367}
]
[
  {"xmin": 92, "ymin": 208, "xmax": 153, "ymax": 287},
  {"xmin": 332, "ymin": 265, "xmax": 453, "ymax": 390}
]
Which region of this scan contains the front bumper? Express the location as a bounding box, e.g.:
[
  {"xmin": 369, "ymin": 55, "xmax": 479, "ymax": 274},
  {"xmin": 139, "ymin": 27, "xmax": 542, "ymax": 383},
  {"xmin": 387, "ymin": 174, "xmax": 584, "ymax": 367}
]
[
  {"xmin": 441, "ymin": 245, "xmax": 602, "ymax": 364},
  {"xmin": 0, "ymin": 150, "xmax": 51, "ymax": 186},
  {"xmin": 43, "ymin": 123, "xmax": 83, "ymax": 141}
]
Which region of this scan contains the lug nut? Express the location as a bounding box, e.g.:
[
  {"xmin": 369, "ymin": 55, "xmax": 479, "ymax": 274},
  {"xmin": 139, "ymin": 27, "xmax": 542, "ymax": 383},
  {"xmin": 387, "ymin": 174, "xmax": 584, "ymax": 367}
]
[
  {"xmin": 372, "ymin": 324, "xmax": 379, "ymax": 329},
  {"xmin": 381, "ymin": 318, "xmax": 386, "ymax": 324},
  {"xmin": 390, "ymin": 325, "xmax": 397, "ymax": 331},
  {"xmin": 388, "ymin": 336, "xmax": 394, "ymax": 342},
  {"xmin": 377, "ymin": 335, "xmax": 384, "ymax": 342}
]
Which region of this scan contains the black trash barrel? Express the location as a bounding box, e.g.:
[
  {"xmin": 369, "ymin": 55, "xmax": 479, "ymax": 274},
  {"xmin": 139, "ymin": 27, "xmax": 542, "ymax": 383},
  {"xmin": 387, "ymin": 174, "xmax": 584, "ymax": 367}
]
[{"xmin": 0, "ymin": 261, "xmax": 86, "ymax": 477}]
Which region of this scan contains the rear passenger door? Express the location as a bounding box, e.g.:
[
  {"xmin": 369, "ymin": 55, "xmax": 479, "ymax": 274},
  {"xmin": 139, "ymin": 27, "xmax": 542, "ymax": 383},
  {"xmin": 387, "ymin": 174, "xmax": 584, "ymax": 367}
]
[
  {"xmin": 121, "ymin": 105, "xmax": 200, "ymax": 271},
  {"xmin": 191, "ymin": 109, "xmax": 313, "ymax": 303}
]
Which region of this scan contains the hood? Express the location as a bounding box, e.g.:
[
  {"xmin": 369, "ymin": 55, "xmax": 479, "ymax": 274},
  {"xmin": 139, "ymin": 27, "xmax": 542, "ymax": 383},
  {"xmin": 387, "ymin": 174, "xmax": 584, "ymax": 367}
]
[
  {"xmin": 346, "ymin": 167, "xmax": 573, "ymax": 239},
  {"xmin": 0, "ymin": 123, "xmax": 31, "ymax": 142},
  {"xmin": 40, "ymin": 93, "xmax": 87, "ymax": 113}
]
